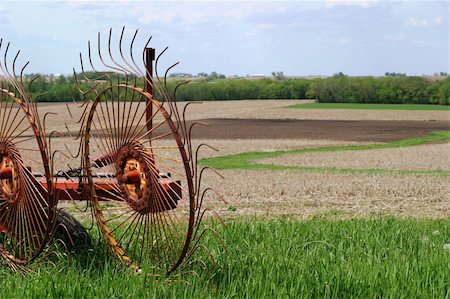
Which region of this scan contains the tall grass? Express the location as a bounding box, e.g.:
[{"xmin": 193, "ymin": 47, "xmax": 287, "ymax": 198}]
[{"xmin": 1, "ymin": 217, "xmax": 449, "ymax": 298}]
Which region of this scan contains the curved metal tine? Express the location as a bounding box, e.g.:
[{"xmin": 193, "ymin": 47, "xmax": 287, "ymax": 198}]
[
  {"xmin": 51, "ymin": 148, "xmax": 71, "ymax": 164},
  {"xmin": 163, "ymin": 62, "xmax": 179, "ymax": 91},
  {"xmin": 28, "ymin": 75, "xmax": 41, "ymax": 104},
  {"xmin": 152, "ymin": 47, "xmax": 173, "ymax": 104},
  {"xmin": 73, "ymin": 66, "xmax": 101, "ymax": 99},
  {"xmin": 86, "ymin": 40, "xmax": 111, "ymax": 83},
  {"xmin": 180, "ymin": 100, "xmax": 199, "ymax": 146},
  {"xmin": 2, "ymin": 43, "xmax": 21, "ymax": 93},
  {"xmin": 163, "ymin": 61, "xmax": 180, "ymax": 109},
  {"xmin": 186, "ymin": 121, "xmax": 210, "ymax": 164},
  {"xmin": 43, "ymin": 112, "xmax": 59, "ymax": 143},
  {"xmin": 187, "ymin": 226, "xmax": 225, "ymax": 261},
  {"xmin": 193, "ymin": 143, "xmax": 219, "ymax": 192},
  {"xmin": 2, "ymin": 42, "xmax": 12, "ymax": 78},
  {"xmin": 194, "ymin": 187, "xmax": 226, "ymax": 222},
  {"xmin": 97, "ymin": 30, "xmax": 126, "ymax": 75},
  {"xmin": 143, "ymin": 46, "xmax": 168, "ymax": 104},
  {"xmin": 12, "ymin": 51, "xmax": 32, "ymax": 109},
  {"xmin": 67, "ymin": 73, "xmax": 93, "ymax": 112},
  {"xmin": 196, "ymin": 166, "xmax": 225, "ymax": 205},
  {"xmin": 0, "ymin": 39, "xmax": 7, "ymax": 76},
  {"xmin": 175, "ymin": 80, "xmax": 191, "ymax": 104},
  {"xmin": 119, "ymin": 27, "xmax": 142, "ymax": 78},
  {"xmin": 154, "ymin": 47, "xmax": 168, "ymax": 86},
  {"xmin": 107, "ymin": 28, "xmax": 138, "ymax": 147},
  {"xmin": 196, "ymin": 166, "xmax": 224, "ymax": 210},
  {"xmin": 12, "ymin": 50, "xmax": 20, "ymax": 80},
  {"xmin": 79, "ymin": 51, "xmax": 106, "ymax": 82},
  {"xmin": 3, "ymin": 48, "xmax": 21, "ymax": 97},
  {"xmin": 57, "ymin": 119, "xmax": 82, "ymax": 158},
  {"xmin": 107, "ymin": 28, "xmax": 133, "ymax": 80},
  {"xmin": 162, "ymin": 63, "xmax": 184, "ymax": 132},
  {"xmin": 193, "ymin": 188, "xmax": 218, "ymax": 228},
  {"xmin": 130, "ymin": 32, "xmax": 149, "ymax": 78},
  {"xmin": 19, "ymin": 58, "xmax": 30, "ymax": 95},
  {"xmin": 182, "ymin": 243, "xmax": 217, "ymax": 275}
]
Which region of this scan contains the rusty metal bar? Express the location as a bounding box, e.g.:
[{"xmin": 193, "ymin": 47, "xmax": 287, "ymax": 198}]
[{"xmin": 145, "ymin": 48, "xmax": 155, "ymax": 140}]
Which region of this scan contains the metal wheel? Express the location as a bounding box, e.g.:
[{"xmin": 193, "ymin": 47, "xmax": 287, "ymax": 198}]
[
  {"xmin": 0, "ymin": 85, "xmax": 55, "ymax": 265},
  {"xmin": 84, "ymin": 85, "xmax": 194, "ymax": 273}
]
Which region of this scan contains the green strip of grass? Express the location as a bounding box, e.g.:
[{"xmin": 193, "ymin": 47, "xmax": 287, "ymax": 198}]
[
  {"xmin": 200, "ymin": 130, "xmax": 450, "ymax": 175},
  {"xmin": 287, "ymin": 103, "xmax": 450, "ymax": 110},
  {"xmin": 1, "ymin": 217, "xmax": 449, "ymax": 298}
]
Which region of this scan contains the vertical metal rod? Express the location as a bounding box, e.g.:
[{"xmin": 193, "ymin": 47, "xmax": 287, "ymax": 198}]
[{"xmin": 145, "ymin": 48, "xmax": 155, "ymax": 139}]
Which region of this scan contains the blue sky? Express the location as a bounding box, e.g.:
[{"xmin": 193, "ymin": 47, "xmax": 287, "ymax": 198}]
[{"xmin": 0, "ymin": 1, "xmax": 448, "ymax": 76}]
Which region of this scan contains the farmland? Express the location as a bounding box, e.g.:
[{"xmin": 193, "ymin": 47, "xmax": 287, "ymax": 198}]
[{"xmin": 1, "ymin": 99, "xmax": 450, "ymax": 297}]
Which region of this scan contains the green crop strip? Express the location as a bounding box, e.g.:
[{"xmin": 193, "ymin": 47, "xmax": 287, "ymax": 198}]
[
  {"xmin": 200, "ymin": 130, "xmax": 450, "ymax": 175},
  {"xmin": 286, "ymin": 103, "xmax": 450, "ymax": 110}
]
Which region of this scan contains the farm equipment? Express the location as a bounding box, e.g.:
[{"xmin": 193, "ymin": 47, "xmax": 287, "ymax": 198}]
[{"xmin": 0, "ymin": 28, "xmax": 220, "ymax": 274}]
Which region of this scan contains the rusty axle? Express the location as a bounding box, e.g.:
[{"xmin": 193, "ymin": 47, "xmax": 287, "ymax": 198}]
[{"xmin": 0, "ymin": 167, "xmax": 12, "ymax": 180}]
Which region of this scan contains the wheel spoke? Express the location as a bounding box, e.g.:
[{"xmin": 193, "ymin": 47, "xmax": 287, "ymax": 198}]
[{"xmin": 86, "ymin": 85, "xmax": 194, "ymax": 273}]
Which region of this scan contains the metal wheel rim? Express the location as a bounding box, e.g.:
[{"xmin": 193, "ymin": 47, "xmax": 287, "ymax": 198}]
[
  {"xmin": 0, "ymin": 88, "xmax": 55, "ymax": 263},
  {"xmin": 84, "ymin": 86, "xmax": 195, "ymax": 273}
]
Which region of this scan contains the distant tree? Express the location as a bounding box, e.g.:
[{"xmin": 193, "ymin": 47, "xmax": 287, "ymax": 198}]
[
  {"xmin": 385, "ymin": 72, "xmax": 406, "ymax": 77},
  {"xmin": 207, "ymin": 71, "xmax": 225, "ymax": 80},
  {"xmin": 333, "ymin": 72, "xmax": 347, "ymax": 77},
  {"xmin": 271, "ymin": 71, "xmax": 285, "ymax": 80},
  {"xmin": 169, "ymin": 72, "xmax": 192, "ymax": 78},
  {"xmin": 438, "ymin": 76, "xmax": 450, "ymax": 105}
]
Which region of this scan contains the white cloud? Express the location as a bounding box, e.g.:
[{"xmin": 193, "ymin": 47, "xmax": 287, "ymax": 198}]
[
  {"xmin": 0, "ymin": 4, "xmax": 5, "ymax": 13},
  {"xmin": 339, "ymin": 38, "xmax": 351, "ymax": 44},
  {"xmin": 256, "ymin": 23, "xmax": 275, "ymax": 30},
  {"xmin": 405, "ymin": 16, "xmax": 444, "ymax": 28},
  {"xmin": 405, "ymin": 17, "xmax": 429, "ymax": 27},
  {"xmin": 325, "ymin": 0, "xmax": 375, "ymax": 8},
  {"xmin": 434, "ymin": 16, "xmax": 443, "ymax": 24}
]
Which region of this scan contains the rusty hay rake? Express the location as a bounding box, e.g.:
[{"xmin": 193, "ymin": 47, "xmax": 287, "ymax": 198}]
[{"xmin": 0, "ymin": 28, "xmax": 223, "ymax": 275}]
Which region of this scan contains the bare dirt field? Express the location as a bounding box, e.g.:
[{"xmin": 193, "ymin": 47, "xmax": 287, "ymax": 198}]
[
  {"xmin": 206, "ymin": 170, "xmax": 449, "ymax": 219},
  {"xmin": 189, "ymin": 118, "xmax": 449, "ymax": 142},
  {"xmin": 260, "ymin": 143, "xmax": 450, "ymax": 171},
  {"xmin": 26, "ymin": 101, "xmax": 450, "ymax": 219}
]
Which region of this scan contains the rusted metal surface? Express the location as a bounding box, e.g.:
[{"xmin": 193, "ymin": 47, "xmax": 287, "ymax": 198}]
[
  {"xmin": 72, "ymin": 27, "xmax": 219, "ymax": 274},
  {"xmin": 0, "ymin": 38, "xmax": 57, "ymax": 270},
  {"xmin": 0, "ymin": 28, "xmax": 222, "ymax": 275},
  {"xmin": 0, "ymin": 167, "xmax": 12, "ymax": 180},
  {"xmin": 145, "ymin": 47, "xmax": 155, "ymax": 141}
]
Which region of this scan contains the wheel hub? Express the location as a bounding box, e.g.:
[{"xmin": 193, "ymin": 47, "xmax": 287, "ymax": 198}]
[
  {"xmin": 116, "ymin": 143, "xmax": 156, "ymax": 214},
  {"xmin": 0, "ymin": 143, "xmax": 20, "ymax": 204}
]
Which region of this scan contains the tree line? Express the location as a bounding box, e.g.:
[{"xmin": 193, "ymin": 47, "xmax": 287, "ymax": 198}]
[{"xmin": 22, "ymin": 72, "xmax": 450, "ymax": 105}]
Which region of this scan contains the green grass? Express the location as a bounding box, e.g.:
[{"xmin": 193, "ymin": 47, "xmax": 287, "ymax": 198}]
[
  {"xmin": 287, "ymin": 103, "xmax": 450, "ymax": 110},
  {"xmin": 1, "ymin": 217, "xmax": 450, "ymax": 298},
  {"xmin": 200, "ymin": 130, "xmax": 450, "ymax": 175}
]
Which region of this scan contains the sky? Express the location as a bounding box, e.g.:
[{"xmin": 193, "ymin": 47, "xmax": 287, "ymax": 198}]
[{"xmin": 0, "ymin": 0, "xmax": 448, "ymax": 76}]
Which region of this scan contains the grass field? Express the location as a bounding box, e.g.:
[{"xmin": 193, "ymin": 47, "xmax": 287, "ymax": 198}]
[
  {"xmin": 287, "ymin": 103, "xmax": 450, "ymax": 110},
  {"xmin": 1, "ymin": 218, "xmax": 449, "ymax": 298}
]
